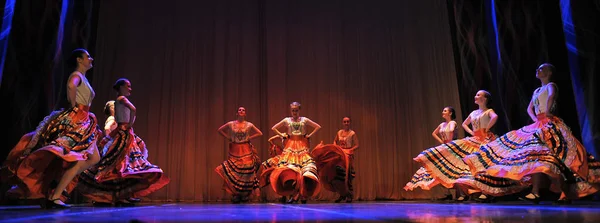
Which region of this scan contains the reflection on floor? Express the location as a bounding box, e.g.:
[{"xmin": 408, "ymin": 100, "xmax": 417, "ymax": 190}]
[{"xmin": 1, "ymin": 201, "xmax": 600, "ymax": 222}]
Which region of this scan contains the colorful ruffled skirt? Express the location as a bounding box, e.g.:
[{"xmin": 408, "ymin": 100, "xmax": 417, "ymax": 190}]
[
  {"xmin": 456, "ymin": 114, "xmax": 600, "ymax": 198},
  {"xmin": 215, "ymin": 142, "xmax": 260, "ymax": 198},
  {"xmin": 404, "ymin": 129, "xmax": 496, "ymax": 190},
  {"xmin": 260, "ymin": 136, "xmax": 320, "ymax": 197},
  {"xmin": 311, "ymin": 143, "xmax": 354, "ymax": 196},
  {"xmin": 76, "ymin": 124, "xmax": 169, "ymax": 203},
  {"xmin": 1, "ymin": 105, "xmax": 99, "ymax": 200}
]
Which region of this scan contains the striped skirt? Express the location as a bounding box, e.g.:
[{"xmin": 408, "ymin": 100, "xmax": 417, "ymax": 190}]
[
  {"xmin": 456, "ymin": 115, "xmax": 600, "ymax": 198},
  {"xmin": 404, "ymin": 129, "xmax": 496, "ymax": 190}
]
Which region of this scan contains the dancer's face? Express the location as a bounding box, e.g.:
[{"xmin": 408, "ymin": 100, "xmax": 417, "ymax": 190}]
[
  {"xmin": 290, "ymin": 106, "xmax": 300, "ymax": 118},
  {"xmin": 77, "ymin": 50, "xmax": 94, "ymax": 70},
  {"xmin": 119, "ymin": 80, "xmax": 132, "ymax": 96},
  {"xmin": 442, "ymin": 108, "xmax": 451, "ymax": 119},
  {"xmin": 342, "ymin": 117, "xmax": 351, "ymax": 129},
  {"xmin": 474, "ymin": 91, "xmax": 487, "ymax": 106},
  {"xmin": 237, "ymin": 107, "xmax": 246, "ymax": 117},
  {"xmin": 536, "ymin": 64, "xmax": 551, "ymax": 79}
]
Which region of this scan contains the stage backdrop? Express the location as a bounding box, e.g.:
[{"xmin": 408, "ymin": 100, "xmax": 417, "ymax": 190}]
[{"xmin": 89, "ymin": 0, "xmax": 460, "ymax": 202}]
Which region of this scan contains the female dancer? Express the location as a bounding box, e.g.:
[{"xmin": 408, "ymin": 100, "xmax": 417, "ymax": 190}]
[
  {"xmin": 103, "ymin": 100, "xmax": 117, "ymax": 136},
  {"xmin": 262, "ymin": 102, "xmax": 321, "ymax": 203},
  {"xmin": 77, "ymin": 78, "xmax": 169, "ymax": 206},
  {"xmin": 1, "ymin": 49, "xmax": 100, "ymax": 208},
  {"xmin": 404, "ymin": 107, "xmax": 457, "ymax": 195},
  {"xmin": 215, "ymin": 107, "xmax": 263, "ymax": 203},
  {"xmin": 457, "ymin": 63, "xmax": 600, "ymax": 203},
  {"xmin": 404, "ymin": 91, "xmax": 498, "ymax": 201},
  {"xmin": 312, "ymin": 117, "xmax": 359, "ymax": 203}
]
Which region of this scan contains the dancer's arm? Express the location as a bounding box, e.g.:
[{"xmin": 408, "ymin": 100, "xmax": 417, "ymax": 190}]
[
  {"xmin": 545, "ymin": 83, "xmax": 557, "ymax": 117},
  {"xmin": 486, "ymin": 110, "xmax": 498, "ymax": 132},
  {"xmin": 118, "ymin": 96, "xmax": 136, "ymax": 127},
  {"xmin": 304, "ymin": 118, "xmax": 321, "ymax": 138},
  {"xmin": 217, "ymin": 122, "xmax": 232, "ymax": 141},
  {"xmin": 67, "ymin": 73, "xmax": 82, "ymax": 107},
  {"xmin": 431, "ymin": 124, "xmax": 444, "ymax": 144},
  {"xmin": 527, "ymin": 97, "xmax": 537, "ymax": 122},
  {"xmin": 272, "ymin": 119, "xmax": 287, "ymax": 138},
  {"xmin": 348, "ymin": 133, "xmax": 359, "ymax": 151},
  {"xmin": 447, "ymin": 121, "xmax": 457, "ymax": 140},
  {"xmin": 462, "ymin": 115, "xmax": 474, "ymax": 136},
  {"xmin": 104, "ymin": 118, "xmax": 115, "ymax": 136},
  {"xmin": 248, "ymin": 124, "xmax": 264, "ymax": 141},
  {"xmin": 333, "ymin": 131, "xmax": 340, "ymax": 145}
]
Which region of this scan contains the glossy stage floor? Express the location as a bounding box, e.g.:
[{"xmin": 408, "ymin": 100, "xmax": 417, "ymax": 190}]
[{"xmin": 1, "ymin": 201, "xmax": 599, "ymax": 222}]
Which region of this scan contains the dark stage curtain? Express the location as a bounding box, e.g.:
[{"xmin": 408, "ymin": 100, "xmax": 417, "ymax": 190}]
[
  {"xmin": 449, "ymin": 0, "xmax": 600, "ymax": 158},
  {"xmin": 87, "ymin": 0, "xmax": 460, "ymax": 201}
]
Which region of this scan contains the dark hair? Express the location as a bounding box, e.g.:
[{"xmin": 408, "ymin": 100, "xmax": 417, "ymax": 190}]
[
  {"xmin": 342, "ymin": 116, "xmax": 351, "ymax": 122},
  {"xmin": 481, "ymin": 90, "xmax": 493, "ymax": 108},
  {"xmin": 541, "ymin": 63, "xmax": 556, "ymax": 75},
  {"xmin": 104, "ymin": 100, "xmax": 115, "ymax": 116},
  {"xmin": 445, "ymin": 106, "xmax": 456, "ymax": 120},
  {"xmin": 113, "ymin": 78, "xmax": 129, "ymax": 91},
  {"xmin": 68, "ymin": 49, "xmax": 88, "ymax": 69}
]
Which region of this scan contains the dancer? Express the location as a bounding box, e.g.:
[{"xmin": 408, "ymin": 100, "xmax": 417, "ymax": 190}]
[
  {"xmin": 215, "ymin": 107, "xmax": 263, "ymax": 203},
  {"xmin": 457, "ymin": 63, "xmax": 600, "ymax": 203},
  {"xmin": 261, "ymin": 102, "xmax": 321, "ymax": 203},
  {"xmin": 404, "ymin": 107, "xmax": 458, "ymax": 198},
  {"xmin": 312, "ymin": 117, "xmax": 359, "ymax": 203},
  {"xmin": 404, "ymin": 91, "xmax": 498, "ymax": 201},
  {"xmin": 103, "ymin": 100, "xmax": 117, "ymax": 136},
  {"xmin": 76, "ymin": 78, "xmax": 169, "ymax": 206},
  {"xmin": 1, "ymin": 49, "xmax": 100, "ymax": 208}
]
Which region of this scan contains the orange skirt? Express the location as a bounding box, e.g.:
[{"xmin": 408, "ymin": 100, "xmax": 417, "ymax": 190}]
[
  {"xmin": 260, "ymin": 136, "xmax": 320, "ymax": 197},
  {"xmin": 215, "ymin": 143, "xmax": 260, "ymax": 197},
  {"xmin": 76, "ymin": 124, "xmax": 169, "ymax": 203},
  {"xmin": 311, "ymin": 143, "xmax": 353, "ymax": 196},
  {"xmin": 1, "ymin": 105, "xmax": 99, "ymax": 200}
]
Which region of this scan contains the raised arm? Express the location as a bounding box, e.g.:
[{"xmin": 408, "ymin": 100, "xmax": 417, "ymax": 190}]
[{"xmin": 66, "ymin": 73, "xmax": 82, "ymax": 107}]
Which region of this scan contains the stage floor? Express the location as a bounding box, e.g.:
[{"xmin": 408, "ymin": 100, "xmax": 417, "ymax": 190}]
[{"xmin": 1, "ymin": 201, "xmax": 599, "ymax": 222}]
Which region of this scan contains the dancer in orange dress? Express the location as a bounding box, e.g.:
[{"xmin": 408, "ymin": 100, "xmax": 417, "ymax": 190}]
[
  {"xmin": 404, "ymin": 91, "xmax": 498, "ymax": 202},
  {"xmin": 261, "ymin": 102, "xmax": 321, "ymax": 203},
  {"xmin": 1, "ymin": 49, "xmax": 101, "ymax": 208},
  {"xmin": 312, "ymin": 117, "xmax": 359, "ymax": 203},
  {"xmin": 215, "ymin": 107, "xmax": 263, "ymax": 203},
  {"xmin": 76, "ymin": 78, "xmax": 169, "ymax": 206}
]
